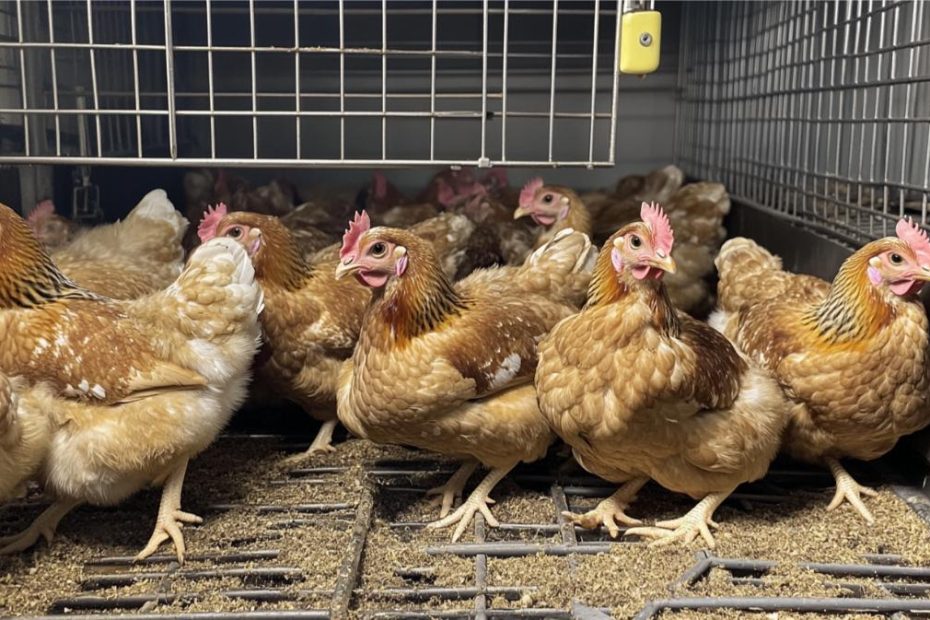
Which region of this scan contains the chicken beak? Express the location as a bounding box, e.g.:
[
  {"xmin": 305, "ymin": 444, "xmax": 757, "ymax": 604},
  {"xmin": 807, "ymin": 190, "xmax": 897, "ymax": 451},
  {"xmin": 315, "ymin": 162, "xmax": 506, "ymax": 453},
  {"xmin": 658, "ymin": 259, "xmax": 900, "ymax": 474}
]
[
  {"xmin": 650, "ymin": 252, "xmax": 678, "ymax": 275},
  {"xmin": 334, "ymin": 260, "xmax": 360, "ymax": 280},
  {"xmin": 513, "ymin": 206, "xmax": 531, "ymax": 220},
  {"xmin": 913, "ymin": 265, "xmax": 930, "ymax": 282}
]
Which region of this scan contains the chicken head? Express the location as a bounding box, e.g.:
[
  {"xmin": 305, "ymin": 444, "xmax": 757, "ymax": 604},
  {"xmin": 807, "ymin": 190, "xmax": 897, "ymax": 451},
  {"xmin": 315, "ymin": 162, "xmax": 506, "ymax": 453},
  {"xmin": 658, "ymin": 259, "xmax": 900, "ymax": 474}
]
[
  {"xmin": 609, "ymin": 201, "xmax": 678, "ymax": 280},
  {"xmin": 335, "ymin": 210, "xmax": 408, "ymax": 287},
  {"xmin": 864, "ymin": 218, "xmax": 930, "ymax": 297}
]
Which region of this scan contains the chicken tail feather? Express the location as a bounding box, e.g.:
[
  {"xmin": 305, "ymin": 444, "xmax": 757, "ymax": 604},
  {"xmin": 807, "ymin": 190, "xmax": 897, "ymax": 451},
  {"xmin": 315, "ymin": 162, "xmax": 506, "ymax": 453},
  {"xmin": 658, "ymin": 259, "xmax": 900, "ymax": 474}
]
[
  {"xmin": 144, "ymin": 238, "xmax": 264, "ymax": 342},
  {"xmin": 715, "ymin": 237, "xmax": 783, "ymax": 312},
  {"xmin": 517, "ymin": 228, "xmax": 596, "ymax": 307}
]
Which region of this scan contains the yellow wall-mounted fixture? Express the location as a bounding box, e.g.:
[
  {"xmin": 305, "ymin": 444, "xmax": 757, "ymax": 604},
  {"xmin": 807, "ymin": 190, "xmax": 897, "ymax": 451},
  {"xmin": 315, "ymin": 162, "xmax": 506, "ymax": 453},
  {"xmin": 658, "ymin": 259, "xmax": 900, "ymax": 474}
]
[{"xmin": 619, "ymin": 9, "xmax": 661, "ymax": 75}]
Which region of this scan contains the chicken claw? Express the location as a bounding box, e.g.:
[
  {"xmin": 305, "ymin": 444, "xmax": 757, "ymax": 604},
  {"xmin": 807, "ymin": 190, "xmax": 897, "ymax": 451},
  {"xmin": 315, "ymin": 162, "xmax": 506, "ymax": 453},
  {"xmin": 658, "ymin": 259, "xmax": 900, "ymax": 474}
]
[
  {"xmin": 626, "ymin": 491, "xmax": 728, "ymax": 549},
  {"xmin": 562, "ymin": 478, "xmax": 647, "ymax": 537},
  {"xmin": 283, "ymin": 420, "xmax": 338, "ymax": 465},
  {"xmin": 426, "ymin": 460, "xmax": 478, "ymax": 518},
  {"xmin": 825, "ymin": 457, "xmax": 877, "ymax": 524},
  {"xmin": 136, "ymin": 460, "xmax": 201, "ymax": 563},
  {"xmin": 0, "ymin": 499, "xmax": 80, "ymax": 555},
  {"xmin": 427, "ymin": 465, "xmax": 511, "ymax": 542}
]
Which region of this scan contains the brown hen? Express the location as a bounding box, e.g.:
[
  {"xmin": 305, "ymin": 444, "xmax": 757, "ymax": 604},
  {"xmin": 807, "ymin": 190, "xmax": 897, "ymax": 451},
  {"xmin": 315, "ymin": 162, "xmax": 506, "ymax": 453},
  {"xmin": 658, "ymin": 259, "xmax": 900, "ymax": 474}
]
[
  {"xmin": 49, "ymin": 189, "xmax": 188, "ymax": 300},
  {"xmin": 336, "ymin": 215, "xmax": 595, "ymax": 541},
  {"xmin": 0, "ymin": 204, "xmax": 262, "ymax": 560},
  {"xmin": 198, "ymin": 205, "xmax": 477, "ymax": 461},
  {"xmin": 712, "ymin": 224, "xmax": 930, "ymax": 523},
  {"xmin": 515, "ymin": 173, "xmax": 729, "ymax": 314},
  {"xmin": 536, "ymin": 203, "xmax": 787, "ymax": 548}
]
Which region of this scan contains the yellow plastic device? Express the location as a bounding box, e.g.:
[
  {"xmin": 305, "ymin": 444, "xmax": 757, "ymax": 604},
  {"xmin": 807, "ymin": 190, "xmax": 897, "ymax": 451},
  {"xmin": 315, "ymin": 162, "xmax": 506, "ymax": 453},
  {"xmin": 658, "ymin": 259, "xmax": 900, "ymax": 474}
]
[{"xmin": 619, "ymin": 10, "xmax": 662, "ymax": 75}]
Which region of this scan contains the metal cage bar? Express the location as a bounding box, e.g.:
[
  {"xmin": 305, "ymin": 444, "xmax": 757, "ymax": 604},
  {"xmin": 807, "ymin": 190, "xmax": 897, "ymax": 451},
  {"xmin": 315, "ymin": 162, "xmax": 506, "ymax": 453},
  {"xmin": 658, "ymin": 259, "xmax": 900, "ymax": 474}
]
[
  {"xmin": 676, "ymin": 0, "xmax": 930, "ymax": 246},
  {"xmin": 0, "ymin": 0, "xmax": 622, "ymax": 168}
]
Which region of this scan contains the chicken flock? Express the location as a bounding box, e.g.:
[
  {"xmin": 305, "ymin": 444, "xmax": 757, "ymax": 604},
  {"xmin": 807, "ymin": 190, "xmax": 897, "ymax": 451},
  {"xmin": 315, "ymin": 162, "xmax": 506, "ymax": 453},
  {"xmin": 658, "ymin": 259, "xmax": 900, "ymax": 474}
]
[{"xmin": 1, "ymin": 164, "xmax": 929, "ymax": 563}]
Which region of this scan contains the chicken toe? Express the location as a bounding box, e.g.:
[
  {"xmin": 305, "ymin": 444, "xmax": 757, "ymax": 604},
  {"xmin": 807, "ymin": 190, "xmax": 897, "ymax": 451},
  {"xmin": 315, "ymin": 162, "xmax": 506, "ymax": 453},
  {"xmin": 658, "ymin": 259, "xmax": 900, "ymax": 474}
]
[
  {"xmin": 626, "ymin": 491, "xmax": 729, "ymax": 549},
  {"xmin": 0, "ymin": 499, "xmax": 80, "ymax": 555},
  {"xmin": 562, "ymin": 478, "xmax": 647, "ymax": 537},
  {"xmin": 283, "ymin": 419, "xmax": 338, "ymax": 465},
  {"xmin": 136, "ymin": 460, "xmax": 202, "ymax": 563},
  {"xmin": 426, "ymin": 460, "xmax": 478, "ymax": 518},
  {"xmin": 427, "ymin": 465, "xmax": 512, "ymax": 542},
  {"xmin": 825, "ymin": 457, "xmax": 877, "ymax": 524}
]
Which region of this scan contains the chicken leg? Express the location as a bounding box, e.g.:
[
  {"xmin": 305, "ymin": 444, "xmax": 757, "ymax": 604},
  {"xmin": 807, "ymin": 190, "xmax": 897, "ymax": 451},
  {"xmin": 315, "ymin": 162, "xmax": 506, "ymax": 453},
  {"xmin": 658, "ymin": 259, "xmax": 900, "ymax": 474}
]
[
  {"xmin": 0, "ymin": 498, "xmax": 81, "ymax": 554},
  {"xmin": 427, "ymin": 465, "xmax": 512, "ymax": 543},
  {"xmin": 426, "ymin": 460, "xmax": 478, "ymax": 518},
  {"xmin": 825, "ymin": 457, "xmax": 877, "ymax": 524},
  {"xmin": 562, "ymin": 477, "xmax": 647, "ymax": 537},
  {"xmin": 136, "ymin": 459, "xmax": 203, "ymax": 563},
  {"xmin": 626, "ymin": 490, "xmax": 730, "ymax": 549},
  {"xmin": 284, "ymin": 419, "xmax": 338, "ymax": 465}
]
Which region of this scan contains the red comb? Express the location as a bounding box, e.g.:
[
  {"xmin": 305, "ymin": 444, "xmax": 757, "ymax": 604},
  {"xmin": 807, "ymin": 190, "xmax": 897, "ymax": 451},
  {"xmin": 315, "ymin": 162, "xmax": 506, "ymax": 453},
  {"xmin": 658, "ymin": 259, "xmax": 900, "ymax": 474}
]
[
  {"xmin": 896, "ymin": 217, "xmax": 930, "ymax": 264},
  {"xmin": 519, "ymin": 177, "xmax": 544, "ymax": 209},
  {"xmin": 341, "ymin": 211, "xmax": 371, "ymax": 260},
  {"xmin": 27, "ymin": 199, "xmax": 55, "ymax": 224},
  {"xmin": 641, "ymin": 201, "xmax": 674, "ymax": 255},
  {"xmin": 373, "ymin": 172, "xmax": 388, "ymax": 200},
  {"xmin": 198, "ymin": 202, "xmax": 228, "ymax": 242}
]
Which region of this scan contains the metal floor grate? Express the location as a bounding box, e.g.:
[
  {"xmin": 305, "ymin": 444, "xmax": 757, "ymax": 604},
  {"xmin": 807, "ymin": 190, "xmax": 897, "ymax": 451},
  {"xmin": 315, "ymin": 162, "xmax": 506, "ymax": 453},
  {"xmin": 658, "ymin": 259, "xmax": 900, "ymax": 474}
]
[{"xmin": 3, "ymin": 435, "xmax": 930, "ymax": 619}]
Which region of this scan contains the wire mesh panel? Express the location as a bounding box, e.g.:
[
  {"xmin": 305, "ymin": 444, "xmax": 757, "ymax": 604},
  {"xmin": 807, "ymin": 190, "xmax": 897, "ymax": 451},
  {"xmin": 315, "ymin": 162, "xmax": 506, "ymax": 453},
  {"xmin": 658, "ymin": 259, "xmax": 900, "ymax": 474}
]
[
  {"xmin": 676, "ymin": 0, "xmax": 930, "ymax": 246},
  {"xmin": 0, "ymin": 0, "xmax": 622, "ymax": 168}
]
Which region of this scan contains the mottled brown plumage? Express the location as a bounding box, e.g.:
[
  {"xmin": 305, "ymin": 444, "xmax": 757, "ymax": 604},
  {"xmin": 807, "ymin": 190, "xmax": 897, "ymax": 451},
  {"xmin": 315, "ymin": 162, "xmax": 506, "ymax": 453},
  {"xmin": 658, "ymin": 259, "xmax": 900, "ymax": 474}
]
[
  {"xmin": 0, "ymin": 206, "xmax": 262, "ymax": 560},
  {"xmin": 337, "ymin": 226, "xmax": 595, "ymax": 540},
  {"xmin": 537, "ymin": 214, "xmax": 787, "ymax": 547},
  {"xmin": 47, "ymin": 190, "xmax": 189, "ymax": 300},
  {"xmin": 516, "ymin": 169, "xmax": 729, "ymax": 314},
  {"xmin": 207, "ymin": 209, "xmax": 478, "ymax": 458},
  {"xmin": 713, "ymin": 234, "xmax": 930, "ymax": 523}
]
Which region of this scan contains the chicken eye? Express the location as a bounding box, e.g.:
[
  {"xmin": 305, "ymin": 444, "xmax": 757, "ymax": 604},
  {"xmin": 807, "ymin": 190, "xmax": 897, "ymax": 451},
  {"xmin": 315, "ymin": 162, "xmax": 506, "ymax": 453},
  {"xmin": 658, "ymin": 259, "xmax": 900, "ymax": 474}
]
[
  {"xmin": 370, "ymin": 242, "xmax": 387, "ymax": 257},
  {"xmin": 228, "ymin": 227, "xmax": 243, "ymax": 239},
  {"xmin": 543, "ymin": 194, "xmax": 554, "ymax": 203},
  {"xmin": 890, "ymin": 253, "xmax": 904, "ymax": 265},
  {"xmin": 630, "ymin": 235, "xmax": 642, "ymax": 249}
]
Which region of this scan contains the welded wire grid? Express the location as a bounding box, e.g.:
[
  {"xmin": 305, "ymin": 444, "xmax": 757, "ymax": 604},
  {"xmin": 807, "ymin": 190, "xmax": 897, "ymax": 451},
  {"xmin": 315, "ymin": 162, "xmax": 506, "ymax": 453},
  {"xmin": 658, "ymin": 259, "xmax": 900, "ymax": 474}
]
[
  {"xmin": 0, "ymin": 0, "xmax": 622, "ymax": 168},
  {"xmin": 675, "ymin": 0, "xmax": 930, "ymax": 247},
  {"xmin": 13, "ymin": 435, "xmax": 930, "ymax": 619}
]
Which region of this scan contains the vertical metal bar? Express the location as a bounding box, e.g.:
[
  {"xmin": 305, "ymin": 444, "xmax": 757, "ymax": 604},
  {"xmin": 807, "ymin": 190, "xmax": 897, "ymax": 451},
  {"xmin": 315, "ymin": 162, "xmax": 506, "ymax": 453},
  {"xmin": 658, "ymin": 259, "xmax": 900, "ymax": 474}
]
[
  {"xmin": 206, "ymin": 0, "xmax": 215, "ymax": 159},
  {"xmin": 293, "ymin": 0, "xmax": 300, "ymax": 159},
  {"xmin": 858, "ymin": 0, "xmax": 873, "ymax": 229},
  {"xmin": 381, "ymin": 0, "xmax": 387, "ymax": 160},
  {"xmin": 14, "ymin": 0, "xmax": 30, "ymax": 157},
  {"xmin": 914, "ymin": 2, "xmax": 930, "ymax": 224},
  {"xmin": 546, "ymin": 0, "xmax": 558, "ymax": 162},
  {"xmin": 479, "ymin": 0, "xmax": 488, "ymax": 164},
  {"xmin": 834, "ymin": 0, "xmax": 853, "ymax": 225},
  {"xmin": 86, "ymin": 0, "xmax": 102, "ymax": 157},
  {"xmin": 46, "ymin": 0, "xmax": 60, "ymax": 156},
  {"xmin": 847, "ymin": 0, "xmax": 863, "ymax": 229},
  {"xmin": 899, "ymin": 0, "xmax": 917, "ymax": 218},
  {"xmin": 882, "ymin": 0, "xmax": 900, "ymax": 222},
  {"xmin": 607, "ymin": 0, "xmax": 621, "ymax": 166},
  {"xmin": 428, "ymin": 0, "xmax": 437, "ymax": 161},
  {"xmin": 249, "ymin": 0, "xmax": 257, "ymax": 159},
  {"xmin": 870, "ymin": 0, "xmax": 887, "ymax": 232},
  {"xmin": 587, "ymin": 0, "xmax": 601, "ymax": 165},
  {"xmin": 500, "ymin": 0, "xmax": 508, "ymax": 162},
  {"xmin": 672, "ymin": 0, "xmax": 686, "ymax": 167},
  {"xmin": 163, "ymin": 0, "xmax": 177, "ymax": 160},
  {"xmin": 339, "ymin": 0, "xmax": 345, "ymax": 160},
  {"xmin": 130, "ymin": 0, "xmax": 143, "ymax": 157}
]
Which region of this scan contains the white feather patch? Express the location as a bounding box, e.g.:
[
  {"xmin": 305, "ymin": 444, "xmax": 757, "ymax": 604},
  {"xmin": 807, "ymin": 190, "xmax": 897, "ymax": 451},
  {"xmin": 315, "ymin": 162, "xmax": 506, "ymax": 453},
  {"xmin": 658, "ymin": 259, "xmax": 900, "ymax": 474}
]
[{"xmin": 489, "ymin": 353, "xmax": 522, "ymax": 390}]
